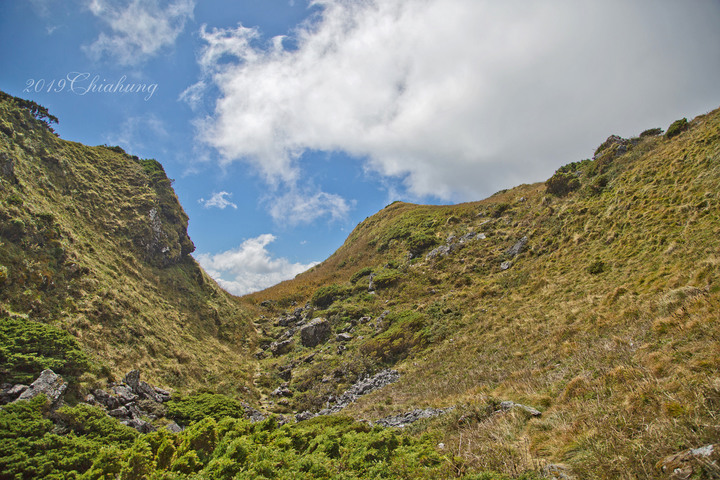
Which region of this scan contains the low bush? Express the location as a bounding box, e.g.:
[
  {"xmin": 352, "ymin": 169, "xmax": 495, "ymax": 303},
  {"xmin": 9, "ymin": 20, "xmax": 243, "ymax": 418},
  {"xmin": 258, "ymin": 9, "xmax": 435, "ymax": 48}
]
[
  {"xmin": 0, "ymin": 317, "xmax": 91, "ymax": 384},
  {"xmin": 546, "ymin": 172, "xmax": 581, "ymax": 197},
  {"xmin": 167, "ymin": 392, "xmax": 245, "ymax": 425},
  {"xmin": 665, "ymin": 118, "xmax": 688, "ymax": 139}
]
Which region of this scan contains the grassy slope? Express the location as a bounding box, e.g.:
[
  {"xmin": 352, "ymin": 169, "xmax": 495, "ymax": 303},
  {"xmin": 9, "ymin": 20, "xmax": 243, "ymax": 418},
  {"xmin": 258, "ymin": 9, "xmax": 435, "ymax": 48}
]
[
  {"xmin": 0, "ymin": 93, "xmax": 257, "ymax": 397},
  {"xmin": 243, "ymin": 107, "xmax": 720, "ymax": 478}
]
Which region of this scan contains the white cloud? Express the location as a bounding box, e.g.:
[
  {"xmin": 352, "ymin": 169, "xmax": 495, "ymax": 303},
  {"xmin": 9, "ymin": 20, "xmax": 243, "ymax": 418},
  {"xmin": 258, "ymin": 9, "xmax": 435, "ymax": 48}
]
[
  {"xmin": 265, "ymin": 188, "xmax": 351, "ymax": 225},
  {"xmin": 84, "ymin": 0, "xmax": 194, "ymax": 66},
  {"xmin": 193, "ymin": 0, "xmax": 720, "ymax": 202},
  {"xmin": 105, "ymin": 114, "xmax": 168, "ymax": 152},
  {"xmin": 199, "ymin": 191, "xmax": 237, "ymax": 210},
  {"xmin": 195, "ymin": 234, "xmax": 318, "ymax": 295}
]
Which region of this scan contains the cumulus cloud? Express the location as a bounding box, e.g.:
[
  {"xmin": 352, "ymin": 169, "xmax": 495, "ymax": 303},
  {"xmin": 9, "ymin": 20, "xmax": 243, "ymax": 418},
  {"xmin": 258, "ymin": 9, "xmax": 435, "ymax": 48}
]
[
  {"xmin": 265, "ymin": 188, "xmax": 351, "ymax": 225},
  {"xmin": 195, "ymin": 234, "xmax": 318, "ymax": 295},
  {"xmin": 192, "ymin": 0, "xmax": 720, "ymax": 202},
  {"xmin": 199, "ymin": 191, "xmax": 238, "ymax": 209},
  {"xmin": 84, "ymin": 0, "xmax": 194, "ymax": 65}
]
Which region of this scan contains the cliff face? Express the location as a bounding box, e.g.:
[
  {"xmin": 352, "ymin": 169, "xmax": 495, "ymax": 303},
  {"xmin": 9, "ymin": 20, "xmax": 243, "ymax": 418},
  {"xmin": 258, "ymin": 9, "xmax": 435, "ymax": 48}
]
[{"xmin": 0, "ymin": 92, "xmax": 256, "ymax": 395}]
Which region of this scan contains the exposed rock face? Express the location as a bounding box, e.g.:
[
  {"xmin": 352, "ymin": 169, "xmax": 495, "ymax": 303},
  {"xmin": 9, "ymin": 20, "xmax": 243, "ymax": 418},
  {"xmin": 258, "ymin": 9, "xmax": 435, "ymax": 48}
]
[
  {"xmin": 300, "ymin": 318, "xmax": 331, "ymax": 348},
  {"xmin": 15, "ymin": 369, "xmax": 66, "ymax": 410},
  {"xmin": 86, "ymin": 370, "xmax": 170, "ymax": 433}
]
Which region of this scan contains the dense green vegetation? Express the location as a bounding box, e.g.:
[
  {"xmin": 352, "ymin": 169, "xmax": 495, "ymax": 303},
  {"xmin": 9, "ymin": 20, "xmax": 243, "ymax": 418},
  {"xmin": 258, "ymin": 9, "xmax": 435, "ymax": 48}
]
[
  {"xmin": 1, "ymin": 396, "xmax": 542, "ymax": 479},
  {"xmin": 0, "ymin": 317, "xmax": 90, "ymax": 384}
]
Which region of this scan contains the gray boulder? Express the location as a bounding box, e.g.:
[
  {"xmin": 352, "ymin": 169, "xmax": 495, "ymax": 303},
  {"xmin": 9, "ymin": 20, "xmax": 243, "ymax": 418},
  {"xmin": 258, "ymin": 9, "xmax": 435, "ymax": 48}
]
[
  {"xmin": 269, "ymin": 339, "xmax": 294, "ymax": 356},
  {"xmin": 507, "ymin": 236, "xmax": 528, "ymax": 257},
  {"xmin": 300, "ymin": 318, "xmax": 331, "ymax": 348},
  {"xmin": 15, "ymin": 369, "xmax": 67, "ymax": 410}
]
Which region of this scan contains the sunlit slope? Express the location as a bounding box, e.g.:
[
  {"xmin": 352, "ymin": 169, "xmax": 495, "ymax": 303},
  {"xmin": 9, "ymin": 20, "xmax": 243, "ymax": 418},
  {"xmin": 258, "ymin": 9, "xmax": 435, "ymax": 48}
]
[{"xmin": 243, "ymin": 107, "xmax": 720, "ymax": 477}]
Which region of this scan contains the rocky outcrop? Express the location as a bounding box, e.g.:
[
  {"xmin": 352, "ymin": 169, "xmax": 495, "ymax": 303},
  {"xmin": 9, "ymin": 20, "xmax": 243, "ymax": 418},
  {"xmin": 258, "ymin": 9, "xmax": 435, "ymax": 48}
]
[
  {"xmin": 15, "ymin": 369, "xmax": 67, "ymax": 410},
  {"xmin": 375, "ymin": 407, "xmax": 452, "ymax": 428},
  {"xmin": 296, "ymin": 369, "xmax": 401, "ymax": 421},
  {"xmin": 86, "ymin": 370, "xmax": 171, "ymax": 433},
  {"xmin": 300, "ymin": 318, "xmax": 331, "ymax": 348},
  {"xmin": 426, "ymin": 232, "xmax": 484, "ymax": 260}
]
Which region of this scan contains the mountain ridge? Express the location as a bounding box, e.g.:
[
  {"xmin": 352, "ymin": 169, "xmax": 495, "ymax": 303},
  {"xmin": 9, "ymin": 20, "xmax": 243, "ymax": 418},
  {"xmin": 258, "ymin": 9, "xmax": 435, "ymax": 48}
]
[{"xmin": 1, "ymin": 88, "xmax": 719, "ymax": 478}]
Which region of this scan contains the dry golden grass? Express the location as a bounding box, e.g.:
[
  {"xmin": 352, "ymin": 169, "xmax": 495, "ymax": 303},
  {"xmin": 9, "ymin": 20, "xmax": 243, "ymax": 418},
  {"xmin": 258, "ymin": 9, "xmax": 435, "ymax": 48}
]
[{"xmin": 242, "ymin": 106, "xmax": 720, "ymax": 478}]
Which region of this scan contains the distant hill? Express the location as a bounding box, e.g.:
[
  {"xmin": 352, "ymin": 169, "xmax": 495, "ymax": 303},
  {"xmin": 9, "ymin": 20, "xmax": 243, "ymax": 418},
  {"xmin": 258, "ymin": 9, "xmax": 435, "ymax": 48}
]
[
  {"xmin": 242, "ymin": 106, "xmax": 720, "ymax": 478},
  {"xmin": 0, "ymin": 91, "xmax": 256, "ymax": 397}
]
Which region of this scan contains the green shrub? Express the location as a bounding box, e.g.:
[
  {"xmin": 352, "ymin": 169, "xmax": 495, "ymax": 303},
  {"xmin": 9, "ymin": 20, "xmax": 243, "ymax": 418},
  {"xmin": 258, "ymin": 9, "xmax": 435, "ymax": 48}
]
[
  {"xmin": 0, "ymin": 317, "xmax": 91, "ymax": 384},
  {"xmin": 665, "ymin": 118, "xmax": 688, "ymax": 139},
  {"xmin": 0, "ymin": 265, "xmax": 7, "ymax": 285},
  {"xmin": 546, "ymin": 172, "xmax": 581, "ymax": 197},
  {"xmin": 350, "ymin": 267, "xmax": 374, "ymax": 284},
  {"xmin": 311, "ymin": 283, "xmax": 351, "ymax": 309},
  {"xmin": 372, "ymin": 269, "xmax": 402, "ymax": 289},
  {"xmin": 640, "ymin": 127, "xmax": 663, "ymax": 137},
  {"xmin": 166, "ymin": 392, "xmax": 245, "ymax": 425}
]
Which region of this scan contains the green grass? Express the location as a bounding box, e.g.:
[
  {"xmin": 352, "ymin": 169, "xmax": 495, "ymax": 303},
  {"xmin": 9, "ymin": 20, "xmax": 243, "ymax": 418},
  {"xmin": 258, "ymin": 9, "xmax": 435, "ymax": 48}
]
[
  {"xmin": 0, "ymin": 92, "xmax": 256, "ymax": 396},
  {"xmin": 244, "ymin": 105, "xmax": 720, "ymax": 478}
]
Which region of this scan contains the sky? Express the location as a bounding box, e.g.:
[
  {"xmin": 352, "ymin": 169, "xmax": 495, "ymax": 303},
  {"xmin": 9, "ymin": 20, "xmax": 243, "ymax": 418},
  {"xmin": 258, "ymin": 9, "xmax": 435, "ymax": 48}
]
[{"xmin": 2, "ymin": 0, "xmax": 720, "ymax": 295}]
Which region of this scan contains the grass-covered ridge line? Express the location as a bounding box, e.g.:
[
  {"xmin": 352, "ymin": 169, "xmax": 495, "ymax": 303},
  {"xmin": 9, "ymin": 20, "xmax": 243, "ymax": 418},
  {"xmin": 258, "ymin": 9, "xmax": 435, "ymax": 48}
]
[
  {"xmin": 0, "ymin": 91, "xmax": 256, "ymax": 395},
  {"xmin": 244, "ymin": 106, "xmax": 720, "ymax": 478}
]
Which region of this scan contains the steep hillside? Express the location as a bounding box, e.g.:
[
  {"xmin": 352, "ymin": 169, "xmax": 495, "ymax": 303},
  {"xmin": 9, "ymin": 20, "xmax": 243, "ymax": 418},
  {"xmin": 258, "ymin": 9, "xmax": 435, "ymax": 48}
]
[
  {"xmin": 243, "ymin": 108, "xmax": 720, "ymax": 478},
  {"xmin": 0, "ymin": 92, "xmax": 256, "ymax": 396}
]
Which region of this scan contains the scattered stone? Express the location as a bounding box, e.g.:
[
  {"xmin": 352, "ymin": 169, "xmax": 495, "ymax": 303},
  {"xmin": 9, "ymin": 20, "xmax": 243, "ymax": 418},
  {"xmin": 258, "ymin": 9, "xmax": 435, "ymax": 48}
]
[
  {"xmin": 657, "ymin": 444, "xmax": 719, "ymax": 480},
  {"xmin": 375, "ymin": 407, "xmax": 452, "ymax": 428},
  {"xmin": 269, "ymin": 339, "xmax": 294, "ymax": 356},
  {"xmin": 108, "ymin": 406, "xmax": 130, "ymax": 418},
  {"xmin": 318, "ymin": 369, "xmax": 401, "ymax": 415},
  {"xmin": 295, "ymin": 410, "xmax": 316, "ymax": 422},
  {"xmin": 123, "ymin": 418, "xmax": 155, "ymax": 433},
  {"xmin": 242, "ymin": 403, "xmax": 266, "ymax": 423},
  {"xmin": 15, "ymin": 369, "xmax": 67, "ymax": 410},
  {"xmin": 165, "ymin": 422, "xmax": 183, "ymax": 433},
  {"xmin": 507, "ymin": 236, "xmax": 528, "ymax": 257},
  {"xmin": 542, "ymin": 463, "xmax": 576, "ymax": 480},
  {"xmin": 500, "ymin": 261, "xmax": 512, "ymax": 270},
  {"xmin": 300, "ymin": 318, "xmax": 331, "ymax": 348},
  {"xmin": 498, "ymin": 400, "xmax": 541, "ymax": 417},
  {"xmin": 124, "ymin": 370, "xmax": 141, "ymax": 390},
  {"xmin": 92, "ymin": 388, "xmax": 121, "ymax": 410},
  {"xmin": 336, "ymin": 333, "xmax": 353, "ymax": 342},
  {"xmin": 271, "ymin": 386, "xmax": 293, "ymax": 398}
]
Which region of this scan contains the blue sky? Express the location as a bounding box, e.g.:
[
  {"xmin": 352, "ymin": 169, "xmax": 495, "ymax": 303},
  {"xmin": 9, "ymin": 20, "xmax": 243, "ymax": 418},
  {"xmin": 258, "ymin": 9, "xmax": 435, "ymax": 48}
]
[{"xmin": 2, "ymin": 0, "xmax": 720, "ymax": 295}]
